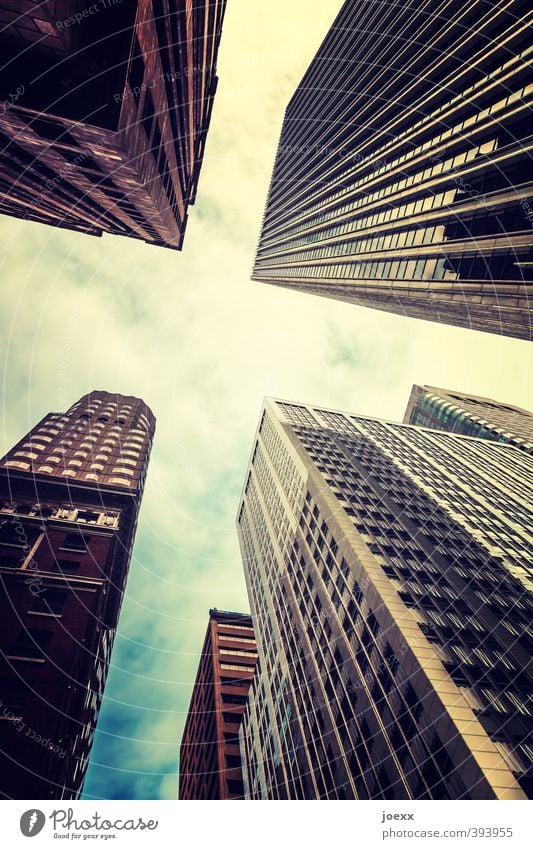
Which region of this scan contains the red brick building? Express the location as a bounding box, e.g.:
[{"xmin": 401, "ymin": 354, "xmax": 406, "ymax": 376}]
[
  {"xmin": 0, "ymin": 1, "xmax": 227, "ymax": 249},
  {"xmin": 179, "ymin": 610, "xmax": 258, "ymax": 799},
  {"xmin": 0, "ymin": 391, "xmax": 155, "ymax": 799}
]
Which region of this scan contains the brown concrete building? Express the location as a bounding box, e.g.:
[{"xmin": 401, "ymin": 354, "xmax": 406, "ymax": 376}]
[
  {"xmin": 238, "ymin": 399, "xmax": 532, "ymax": 799},
  {"xmin": 403, "ymin": 385, "xmax": 533, "ymax": 453},
  {"xmin": 179, "ymin": 609, "xmax": 258, "ymax": 799},
  {"xmin": 0, "ymin": 1, "xmax": 227, "ymax": 249},
  {"xmin": 0, "ymin": 391, "xmax": 155, "ymax": 799},
  {"xmin": 253, "ymin": 0, "xmax": 533, "ymax": 339}
]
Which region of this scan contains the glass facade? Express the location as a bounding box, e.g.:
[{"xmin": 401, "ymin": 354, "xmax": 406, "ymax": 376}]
[
  {"xmin": 237, "ymin": 399, "xmax": 532, "ymax": 799},
  {"xmin": 404, "ymin": 385, "xmax": 533, "ymax": 453},
  {"xmin": 253, "ymin": 0, "xmax": 533, "ymax": 339}
]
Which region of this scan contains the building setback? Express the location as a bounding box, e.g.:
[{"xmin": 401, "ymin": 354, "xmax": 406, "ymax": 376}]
[
  {"xmin": 179, "ymin": 609, "xmax": 258, "ymax": 799},
  {"xmin": 237, "ymin": 399, "xmax": 532, "ymax": 799},
  {"xmin": 0, "ymin": 0, "xmax": 226, "ymax": 249},
  {"xmin": 0, "ymin": 391, "xmax": 155, "ymax": 799},
  {"xmin": 403, "ymin": 385, "xmax": 533, "ymax": 453},
  {"xmin": 253, "ymin": 0, "xmax": 533, "ymax": 339}
]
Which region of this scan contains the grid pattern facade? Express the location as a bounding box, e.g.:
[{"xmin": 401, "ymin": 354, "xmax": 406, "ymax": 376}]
[
  {"xmin": 0, "ymin": 1, "xmax": 86, "ymax": 54},
  {"xmin": 237, "ymin": 399, "xmax": 532, "ymax": 800},
  {"xmin": 0, "ymin": 1, "xmax": 226, "ymax": 249},
  {"xmin": 404, "ymin": 385, "xmax": 533, "ymax": 454},
  {"xmin": 1, "ymin": 391, "xmax": 154, "ymax": 488},
  {"xmin": 252, "ymin": 0, "xmax": 533, "ymax": 339},
  {"xmin": 179, "ymin": 610, "xmax": 258, "ymax": 799},
  {"xmin": 0, "ymin": 391, "xmax": 154, "ymax": 799}
]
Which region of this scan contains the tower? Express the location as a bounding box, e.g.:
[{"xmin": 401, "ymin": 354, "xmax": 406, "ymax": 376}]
[
  {"xmin": 0, "ymin": 391, "xmax": 155, "ymax": 798},
  {"xmin": 252, "ymin": 0, "xmax": 532, "ymax": 339},
  {"xmin": 0, "ymin": 1, "xmax": 227, "ymax": 249},
  {"xmin": 237, "ymin": 399, "xmax": 532, "ymax": 799},
  {"xmin": 179, "ymin": 610, "xmax": 257, "ymax": 800},
  {"xmin": 403, "ymin": 385, "xmax": 533, "ymax": 453}
]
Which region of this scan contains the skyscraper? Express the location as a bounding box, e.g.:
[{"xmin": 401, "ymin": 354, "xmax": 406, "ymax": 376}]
[
  {"xmin": 403, "ymin": 385, "xmax": 533, "ymax": 453},
  {"xmin": 179, "ymin": 609, "xmax": 257, "ymax": 799},
  {"xmin": 237, "ymin": 399, "xmax": 532, "ymax": 800},
  {"xmin": 252, "ymin": 0, "xmax": 533, "ymax": 339},
  {"xmin": 0, "ymin": 391, "xmax": 155, "ymax": 799},
  {"xmin": 0, "ymin": 1, "xmax": 226, "ymax": 249}
]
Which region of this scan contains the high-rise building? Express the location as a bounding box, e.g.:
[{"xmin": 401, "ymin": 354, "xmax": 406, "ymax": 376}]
[
  {"xmin": 252, "ymin": 0, "xmax": 533, "ymax": 340},
  {"xmin": 237, "ymin": 399, "xmax": 532, "ymax": 800},
  {"xmin": 179, "ymin": 609, "xmax": 257, "ymax": 799},
  {"xmin": 404, "ymin": 385, "xmax": 533, "ymax": 453},
  {"xmin": 0, "ymin": 1, "xmax": 226, "ymax": 249},
  {"xmin": 0, "ymin": 391, "xmax": 155, "ymax": 799}
]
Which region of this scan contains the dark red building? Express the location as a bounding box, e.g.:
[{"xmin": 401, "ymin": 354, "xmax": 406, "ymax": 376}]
[
  {"xmin": 0, "ymin": 391, "xmax": 155, "ymax": 799},
  {"xmin": 0, "ymin": 1, "xmax": 227, "ymax": 249},
  {"xmin": 179, "ymin": 609, "xmax": 258, "ymax": 799}
]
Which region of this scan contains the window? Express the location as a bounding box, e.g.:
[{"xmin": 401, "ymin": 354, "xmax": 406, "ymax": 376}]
[
  {"xmin": 226, "ymin": 779, "xmax": 244, "ymax": 796},
  {"xmin": 222, "ymin": 712, "xmax": 241, "ymax": 725},
  {"xmin": 221, "ymin": 693, "xmax": 247, "ymax": 706},
  {"xmin": 76, "ymin": 510, "xmax": 100, "ymax": 524},
  {"xmin": 9, "ymin": 629, "xmax": 53, "ymax": 661},
  {"xmin": 142, "ymin": 90, "xmax": 155, "ymax": 138},
  {"xmin": 21, "ymin": 115, "xmax": 77, "ymax": 145},
  {"xmin": 221, "ymin": 675, "xmax": 249, "ymax": 687},
  {"xmin": 61, "ymin": 533, "xmax": 89, "ymax": 552},
  {"xmin": 128, "ymin": 37, "xmax": 145, "ymax": 103},
  {"xmin": 29, "ymin": 590, "xmax": 68, "ymax": 616},
  {"xmin": 0, "ymin": 678, "xmax": 29, "ymax": 720},
  {"xmin": 219, "ymin": 648, "xmax": 258, "ymax": 658},
  {"xmin": 109, "ymin": 477, "xmax": 132, "ymax": 487},
  {"xmin": 216, "ymin": 623, "xmax": 254, "ymax": 634},
  {"xmin": 151, "ymin": 121, "xmax": 162, "ymax": 165},
  {"xmin": 223, "ymin": 732, "xmax": 239, "ymax": 744},
  {"xmin": 218, "ymin": 634, "xmax": 256, "ymax": 645},
  {"xmin": 353, "ymin": 581, "xmax": 364, "ymax": 605},
  {"xmin": 102, "ymin": 513, "xmax": 119, "ymax": 527},
  {"xmin": 506, "ymin": 692, "xmax": 531, "ymax": 716},
  {"xmin": 4, "ymin": 460, "xmax": 30, "ymax": 471}
]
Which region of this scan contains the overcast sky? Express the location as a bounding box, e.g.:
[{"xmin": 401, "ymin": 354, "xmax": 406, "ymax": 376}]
[{"xmin": 1, "ymin": 0, "xmax": 531, "ymax": 800}]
